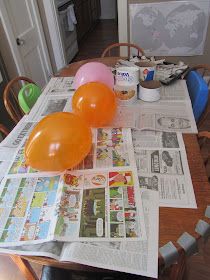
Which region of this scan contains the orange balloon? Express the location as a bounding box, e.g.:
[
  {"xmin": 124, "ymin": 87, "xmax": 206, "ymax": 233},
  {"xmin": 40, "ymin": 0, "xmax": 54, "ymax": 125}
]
[
  {"xmin": 72, "ymin": 82, "xmax": 117, "ymax": 127},
  {"xmin": 25, "ymin": 112, "xmax": 92, "ymax": 172}
]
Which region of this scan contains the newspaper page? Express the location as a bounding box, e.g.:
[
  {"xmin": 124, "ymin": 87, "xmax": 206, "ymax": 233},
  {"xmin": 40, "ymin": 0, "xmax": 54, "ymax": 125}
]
[
  {"xmin": 0, "ymin": 116, "xmax": 37, "ymax": 149},
  {"xmin": 111, "ymin": 80, "xmax": 197, "ymax": 133},
  {"xmin": 55, "ymin": 168, "xmax": 146, "ymax": 242},
  {"xmin": 60, "ymin": 188, "xmax": 159, "ymax": 278},
  {"xmin": 132, "ymin": 130, "xmax": 197, "ymax": 208},
  {"xmin": 28, "ymin": 95, "xmax": 73, "ymax": 122},
  {"xmin": 0, "ymin": 241, "xmax": 64, "ymax": 260},
  {"xmin": 0, "ymin": 147, "xmax": 15, "ymax": 183},
  {"xmin": 0, "ymin": 170, "xmax": 146, "ymax": 245},
  {"xmin": 5, "ymin": 128, "xmax": 136, "ymax": 177},
  {"xmin": 43, "ymin": 77, "xmax": 74, "ymax": 96},
  {"xmin": 0, "ymin": 175, "xmax": 62, "ymax": 247},
  {"xmin": 0, "ymin": 189, "xmax": 158, "ymax": 278},
  {"xmin": 0, "ymin": 127, "xmax": 146, "ymax": 244}
]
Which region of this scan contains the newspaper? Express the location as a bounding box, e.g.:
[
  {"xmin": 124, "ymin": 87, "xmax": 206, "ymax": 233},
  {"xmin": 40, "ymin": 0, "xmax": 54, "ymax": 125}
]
[
  {"xmin": 0, "ymin": 128, "xmax": 146, "ymax": 246},
  {"xmin": 111, "ymin": 80, "xmax": 197, "ymax": 133},
  {"xmin": 23, "ymin": 77, "xmax": 197, "ymax": 133},
  {"xmin": 0, "ymin": 188, "xmax": 159, "ymax": 278},
  {"xmin": 28, "ymin": 95, "xmax": 73, "ymax": 122},
  {"xmin": 132, "ymin": 130, "xmax": 197, "ymax": 208},
  {"xmin": 5, "ymin": 127, "xmax": 136, "ymax": 176}
]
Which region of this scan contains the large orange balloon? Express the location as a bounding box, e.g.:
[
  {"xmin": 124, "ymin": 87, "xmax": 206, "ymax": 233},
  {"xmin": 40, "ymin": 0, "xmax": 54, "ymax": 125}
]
[
  {"xmin": 72, "ymin": 82, "xmax": 117, "ymax": 127},
  {"xmin": 25, "ymin": 112, "xmax": 92, "ymax": 172}
]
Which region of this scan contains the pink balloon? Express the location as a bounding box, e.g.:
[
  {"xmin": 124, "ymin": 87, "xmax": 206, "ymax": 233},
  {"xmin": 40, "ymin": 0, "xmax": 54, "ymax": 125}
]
[{"xmin": 74, "ymin": 62, "xmax": 114, "ymax": 90}]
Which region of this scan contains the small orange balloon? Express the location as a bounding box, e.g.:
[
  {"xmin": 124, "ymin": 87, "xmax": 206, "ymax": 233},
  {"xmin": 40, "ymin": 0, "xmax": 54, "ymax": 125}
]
[
  {"xmin": 72, "ymin": 82, "xmax": 117, "ymax": 127},
  {"xmin": 25, "ymin": 112, "xmax": 92, "ymax": 172}
]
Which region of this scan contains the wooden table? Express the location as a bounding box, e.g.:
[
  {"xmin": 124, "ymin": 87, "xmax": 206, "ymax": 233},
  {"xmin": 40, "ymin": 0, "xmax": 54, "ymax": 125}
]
[{"xmin": 12, "ymin": 57, "xmax": 210, "ymax": 279}]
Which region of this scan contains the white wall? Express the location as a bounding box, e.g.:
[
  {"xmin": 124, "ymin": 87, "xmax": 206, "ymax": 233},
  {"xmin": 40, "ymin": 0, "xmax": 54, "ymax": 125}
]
[{"xmin": 100, "ymin": 0, "xmax": 117, "ymax": 19}]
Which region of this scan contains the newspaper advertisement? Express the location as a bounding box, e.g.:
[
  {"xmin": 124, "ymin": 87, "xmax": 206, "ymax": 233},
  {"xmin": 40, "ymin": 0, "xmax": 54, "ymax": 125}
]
[
  {"xmin": 132, "ymin": 130, "xmax": 197, "ymax": 208},
  {"xmin": 0, "ymin": 189, "xmax": 159, "ymax": 278}
]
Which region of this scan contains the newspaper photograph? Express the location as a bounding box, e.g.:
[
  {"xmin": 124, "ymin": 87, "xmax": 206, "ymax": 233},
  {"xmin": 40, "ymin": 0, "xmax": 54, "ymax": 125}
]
[
  {"xmin": 0, "ymin": 189, "xmax": 158, "ymax": 278},
  {"xmin": 132, "ymin": 130, "xmax": 197, "ymax": 208}
]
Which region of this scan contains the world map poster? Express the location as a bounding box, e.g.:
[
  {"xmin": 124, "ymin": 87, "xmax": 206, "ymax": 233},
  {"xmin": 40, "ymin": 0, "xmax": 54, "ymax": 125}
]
[{"xmin": 129, "ymin": 1, "xmax": 210, "ymax": 56}]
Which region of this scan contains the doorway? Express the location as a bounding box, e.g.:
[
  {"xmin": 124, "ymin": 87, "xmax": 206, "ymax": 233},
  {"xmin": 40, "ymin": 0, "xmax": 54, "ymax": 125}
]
[
  {"xmin": 73, "ymin": 0, "xmax": 118, "ymax": 62},
  {"xmin": 0, "ymin": 0, "xmax": 52, "ymax": 88}
]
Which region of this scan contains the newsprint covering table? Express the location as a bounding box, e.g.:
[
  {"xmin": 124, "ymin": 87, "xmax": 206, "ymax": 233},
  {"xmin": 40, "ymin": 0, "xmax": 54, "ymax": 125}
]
[{"xmin": 1, "ymin": 57, "xmax": 210, "ymax": 280}]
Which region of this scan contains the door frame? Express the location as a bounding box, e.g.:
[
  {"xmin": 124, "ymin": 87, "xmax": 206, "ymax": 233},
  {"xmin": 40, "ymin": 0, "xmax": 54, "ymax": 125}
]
[
  {"xmin": 0, "ymin": 0, "xmax": 53, "ymax": 82},
  {"xmin": 42, "ymin": 0, "xmax": 67, "ymax": 71}
]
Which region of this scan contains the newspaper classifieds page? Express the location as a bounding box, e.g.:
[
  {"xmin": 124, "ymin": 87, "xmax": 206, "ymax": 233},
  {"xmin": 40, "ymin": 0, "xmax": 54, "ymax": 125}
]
[
  {"xmin": 60, "ymin": 188, "xmax": 159, "ymax": 278},
  {"xmin": 132, "ymin": 130, "xmax": 197, "ymax": 208}
]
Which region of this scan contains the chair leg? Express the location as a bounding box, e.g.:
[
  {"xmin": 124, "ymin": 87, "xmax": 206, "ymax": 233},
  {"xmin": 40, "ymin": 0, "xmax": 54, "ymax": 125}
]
[{"xmin": 10, "ymin": 255, "xmax": 39, "ymax": 280}]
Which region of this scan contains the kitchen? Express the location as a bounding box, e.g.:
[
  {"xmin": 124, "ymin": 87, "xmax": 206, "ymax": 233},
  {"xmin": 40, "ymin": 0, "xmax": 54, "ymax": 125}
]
[{"xmin": 0, "ymin": 0, "xmax": 117, "ymax": 88}]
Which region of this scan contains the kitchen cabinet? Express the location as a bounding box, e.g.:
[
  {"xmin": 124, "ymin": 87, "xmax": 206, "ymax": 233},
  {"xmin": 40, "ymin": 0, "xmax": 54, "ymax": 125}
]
[{"xmin": 73, "ymin": 0, "xmax": 101, "ymax": 43}]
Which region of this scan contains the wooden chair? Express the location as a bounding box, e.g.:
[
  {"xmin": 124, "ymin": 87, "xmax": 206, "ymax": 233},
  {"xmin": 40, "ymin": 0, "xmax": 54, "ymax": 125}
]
[
  {"xmin": 198, "ymin": 131, "xmax": 210, "ymax": 180},
  {"xmin": 101, "ymin": 42, "xmax": 145, "ymax": 58},
  {"xmin": 0, "ymin": 123, "xmax": 9, "ymax": 138},
  {"xmin": 183, "ymin": 64, "xmax": 210, "ymax": 128},
  {"xmin": 3, "ymin": 76, "xmax": 36, "ymax": 124}
]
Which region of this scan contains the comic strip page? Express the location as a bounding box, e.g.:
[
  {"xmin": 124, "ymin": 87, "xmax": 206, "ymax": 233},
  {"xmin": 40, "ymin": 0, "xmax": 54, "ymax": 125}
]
[
  {"xmin": 0, "ymin": 175, "xmax": 62, "ymax": 246},
  {"xmin": 60, "ymin": 189, "xmax": 158, "ymax": 278},
  {"xmin": 54, "ymin": 168, "xmax": 146, "ymax": 241}
]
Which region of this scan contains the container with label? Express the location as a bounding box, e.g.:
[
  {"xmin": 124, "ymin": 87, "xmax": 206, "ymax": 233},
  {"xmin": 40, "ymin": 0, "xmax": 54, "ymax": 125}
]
[{"xmin": 114, "ymin": 84, "xmax": 137, "ymax": 105}]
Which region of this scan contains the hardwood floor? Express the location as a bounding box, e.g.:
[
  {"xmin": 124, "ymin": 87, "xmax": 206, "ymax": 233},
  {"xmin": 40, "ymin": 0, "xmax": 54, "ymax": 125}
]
[{"xmin": 73, "ymin": 19, "xmax": 118, "ymax": 62}]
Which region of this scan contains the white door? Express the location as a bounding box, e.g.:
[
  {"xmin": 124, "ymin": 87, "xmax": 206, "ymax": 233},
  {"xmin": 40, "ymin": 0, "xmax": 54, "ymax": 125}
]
[{"xmin": 1, "ymin": 0, "xmax": 52, "ymax": 88}]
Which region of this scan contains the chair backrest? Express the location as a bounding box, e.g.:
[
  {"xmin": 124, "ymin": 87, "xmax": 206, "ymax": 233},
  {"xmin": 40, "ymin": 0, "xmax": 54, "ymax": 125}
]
[
  {"xmin": 101, "ymin": 43, "xmax": 144, "ymax": 58},
  {"xmin": 3, "ymin": 76, "xmax": 36, "ymax": 124},
  {"xmin": 0, "ymin": 124, "xmax": 9, "ymax": 141},
  {"xmin": 18, "ymin": 83, "xmax": 41, "ymax": 114},
  {"xmin": 186, "ymin": 65, "xmax": 210, "ymax": 123}
]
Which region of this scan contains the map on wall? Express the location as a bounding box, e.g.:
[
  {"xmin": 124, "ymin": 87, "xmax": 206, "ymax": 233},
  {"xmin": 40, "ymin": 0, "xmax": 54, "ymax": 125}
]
[{"xmin": 129, "ymin": 1, "xmax": 210, "ymax": 56}]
